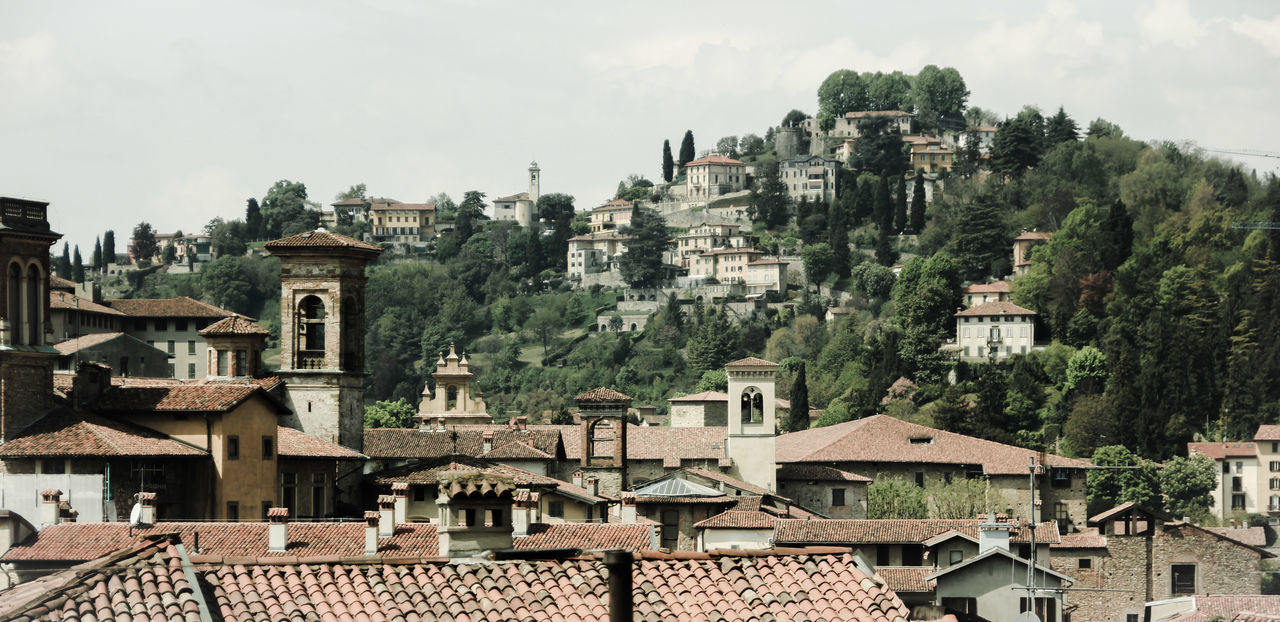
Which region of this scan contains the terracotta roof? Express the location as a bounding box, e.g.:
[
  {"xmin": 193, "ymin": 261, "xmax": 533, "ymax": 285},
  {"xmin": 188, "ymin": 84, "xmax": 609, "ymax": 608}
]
[
  {"xmin": 774, "ymin": 519, "xmax": 1061, "ymax": 545},
  {"xmin": 0, "ymin": 408, "xmax": 206, "ymax": 458},
  {"xmin": 93, "ymin": 382, "xmax": 286, "ymax": 414},
  {"xmin": 0, "ymin": 537, "xmax": 202, "ymax": 621},
  {"xmin": 1051, "ymin": 527, "xmax": 1107, "ymax": 549},
  {"xmin": 953, "ymin": 300, "xmax": 1037, "ymax": 317},
  {"xmin": 481, "ymin": 440, "xmax": 556, "ymax": 460},
  {"xmin": 49, "ymin": 274, "xmax": 77, "ymax": 290},
  {"xmin": 777, "ymin": 464, "xmax": 872, "ymax": 483},
  {"xmin": 725, "ymin": 356, "xmax": 779, "ymax": 368},
  {"xmin": 369, "ymin": 456, "xmax": 606, "ymax": 503},
  {"xmin": 844, "ymin": 110, "xmax": 914, "ymax": 119},
  {"xmin": 1205, "ymin": 526, "xmax": 1268, "ymax": 548},
  {"xmin": 362, "ymin": 426, "xmax": 563, "ymax": 460},
  {"xmin": 199, "ymin": 315, "xmax": 269, "ymax": 337},
  {"xmin": 699, "ymin": 247, "xmax": 764, "ymax": 257},
  {"xmin": 693, "ymin": 510, "xmax": 777, "ymax": 529},
  {"xmin": 276, "ymin": 426, "xmax": 364, "ymax": 460},
  {"xmin": 105, "ymin": 296, "xmax": 234, "ymax": 318},
  {"xmin": 49, "ymin": 290, "xmax": 124, "ymax": 315},
  {"xmin": 776, "ymin": 414, "xmax": 1088, "ymax": 475},
  {"xmin": 575, "ymin": 387, "xmax": 632, "ymax": 402},
  {"xmin": 1256, "ymin": 425, "xmax": 1280, "ymax": 441},
  {"xmin": 964, "ymin": 281, "xmax": 1012, "ymax": 294},
  {"xmin": 263, "ymin": 229, "xmax": 382, "ymax": 252},
  {"xmin": 669, "ymin": 390, "xmax": 730, "ymax": 402},
  {"xmin": 686, "ymin": 468, "xmax": 774, "ymax": 497},
  {"xmin": 199, "ymin": 552, "xmax": 912, "ymax": 621},
  {"xmin": 3, "ymin": 522, "xmax": 438, "ymax": 562},
  {"xmin": 1088, "ymin": 501, "xmax": 1152, "ymax": 524},
  {"xmin": 370, "ymin": 202, "xmax": 435, "ymax": 212},
  {"xmin": 514, "ymin": 523, "xmax": 653, "ymax": 551},
  {"xmin": 331, "ymin": 197, "xmax": 369, "ymax": 207},
  {"xmin": 1159, "ymin": 596, "xmax": 1280, "ymax": 621},
  {"xmin": 1014, "ymin": 231, "xmax": 1053, "ymax": 241},
  {"xmin": 599, "ymin": 198, "xmax": 634, "ymax": 208},
  {"xmin": 876, "ymin": 567, "xmax": 934, "ymax": 593},
  {"xmin": 558, "ymin": 424, "xmax": 729, "ymax": 464},
  {"xmin": 1188, "ymin": 441, "xmax": 1257, "ymax": 460},
  {"xmin": 53, "ymin": 331, "xmax": 160, "ymax": 356},
  {"xmin": 684, "ymin": 154, "xmax": 747, "ymax": 167}
]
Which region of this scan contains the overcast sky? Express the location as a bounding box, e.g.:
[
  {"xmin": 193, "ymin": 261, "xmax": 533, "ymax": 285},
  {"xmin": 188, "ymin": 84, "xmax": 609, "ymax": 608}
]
[{"xmin": 3, "ymin": 0, "xmax": 1279, "ymax": 252}]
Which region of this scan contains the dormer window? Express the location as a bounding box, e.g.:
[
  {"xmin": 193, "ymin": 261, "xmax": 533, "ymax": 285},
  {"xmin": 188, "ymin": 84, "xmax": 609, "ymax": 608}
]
[{"xmin": 909, "ymin": 437, "xmax": 933, "ymax": 445}]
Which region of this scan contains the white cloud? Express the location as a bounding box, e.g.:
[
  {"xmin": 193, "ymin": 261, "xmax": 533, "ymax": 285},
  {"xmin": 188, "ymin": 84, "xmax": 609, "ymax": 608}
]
[
  {"xmin": 1136, "ymin": 0, "xmax": 1206, "ymax": 49},
  {"xmin": 1231, "ymin": 14, "xmax": 1280, "ymax": 56},
  {"xmin": 0, "ymin": 33, "xmax": 62, "ymax": 109}
]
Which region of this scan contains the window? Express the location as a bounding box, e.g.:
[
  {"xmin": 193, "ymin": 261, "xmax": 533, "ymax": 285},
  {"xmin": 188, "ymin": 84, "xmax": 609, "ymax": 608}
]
[
  {"xmin": 549, "ymin": 501, "xmax": 565, "ymax": 518},
  {"xmin": 227, "ymin": 436, "xmax": 239, "ymax": 460},
  {"xmin": 831, "ymin": 488, "xmax": 846, "ymax": 507},
  {"xmin": 262, "ymin": 436, "xmax": 274, "ymax": 460},
  {"xmin": 1128, "ymin": 616, "xmax": 1140, "ymax": 622},
  {"xmin": 1234, "ymin": 476, "xmax": 1244, "ymax": 492},
  {"xmin": 901, "ymin": 544, "xmax": 924, "ymax": 566},
  {"xmin": 187, "ymin": 340, "xmax": 196, "ymax": 355},
  {"xmin": 312, "ymin": 473, "xmax": 326, "ymax": 517},
  {"xmin": 915, "ymin": 472, "xmax": 925, "ymax": 487},
  {"xmin": 39, "ymin": 459, "xmax": 67, "ymax": 474},
  {"xmin": 1052, "ymin": 470, "xmax": 1071, "ymax": 488},
  {"xmin": 226, "ymin": 501, "xmax": 239, "ymax": 521},
  {"xmin": 949, "ymin": 550, "xmax": 963, "ymax": 565},
  {"xmin": 281, "ymin": 472, "xmax": 297, "ymax": 513},
  {"xmin": 235, "ymin": 350, "xmax": 247, "ymax": 376},
  {"xmin": 1274, "ymin": 442, "xmax": 1279, "ymax": 453},
  {"xmin": 176, "ymin": 319, "xmax": 188, "ymax": 331},
  {"xmin": 1171, "ymin": 564, "xmax": 1196, "ymax": 594},
  {"xmin": 1020, "ymin": 597, "xmax": 1057, "ymax": 622},
  {"xmin": 217, "ymin": 350, "xmax": 228, "ymax": 376},
  {"xmin": 1233, "ymin": 494, "xmax": 1246, "ymax": 510},
  {"xmin": 1272, "ymin": 477, "xmax": 1280, "ymax": 491},
  {"xmin": 155, "ymin": 318, "xmax": 167, "ymax": 331},
  {"xmin": 1078, "ymin": 557, "xmax": 1092, "ymax": 569},
  {"xmin": 26, "ymin": 265, "xmax": 40, "ymax": 345},
  {"xmin": 1224, "ymin": 461, "xmax": 1231, "ymax": 474},
  {"xmin": 876, "ymin": 544, "xmax": 890, "ymax": 566},
  {"xmin": 134, "ymin": 318, "xmax": 148, "ymax": 331},
  {"xmin": 1271, "ymin": 461, "xmax": 1280, "ymax": 472},
  {"xmin": 167, "ymin": 363, "xmax": 175, "ymax": 378},
  {"xmin": 1237, "ymin": 461, "xmax": 1245, "ymax": 474},
  {"xmin": 940, "ymin": 597, "xmax": 976, "ymax": 614},
  {"xmin": 187, "ymin": 363, "xmax": 196, "ymax": 379}
]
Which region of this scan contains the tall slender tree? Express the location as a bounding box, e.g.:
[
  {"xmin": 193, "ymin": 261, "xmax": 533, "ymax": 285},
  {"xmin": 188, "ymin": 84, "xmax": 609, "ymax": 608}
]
[
  {"xmin": 72, "ymin": 246, "xmax": 84, "ymax": 282},
  {"xmin": 909, "ymin": 171, "xmax": 927, "ymax": 233},
  {"xmin": 788, "ymin": 362, "xmax": 810, "ymax": 432},
  {"xmin": 828, "ymin": 200, "xmax": 850, "ymax": 278},
  {"xmin": 874, "ymin": 175, "xmax": 893, "ymax": 233},
  {"xmin": 102, "ymin": 230, "xmax": 116, "ymax": 267},
  {"xmin": 92, "ymin": 236, "xmax": 103, "ymax": 271},
  {"xmin": 893, "ymin": 175, "xmax": 908, "ymax": 233},
  {"xmin": 678, "ymin": 130, "xmax": 695, "ymax": 167},
  {"xmin": 245, "ymin": 198, "xmax": 265, "ymax": 240},
  {"xmin": 56, "ymin": 243, "xmax": 72, "ymax": 278},
  {"xmin": 662, "ymin": 139, "xmax": 674, "ymax": 182}
]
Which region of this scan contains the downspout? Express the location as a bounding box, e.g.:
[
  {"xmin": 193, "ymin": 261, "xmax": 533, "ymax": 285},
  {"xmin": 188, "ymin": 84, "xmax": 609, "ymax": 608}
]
[{"xmin": 206, "ymin": 415, "xmax": 216, "ymax": 518}]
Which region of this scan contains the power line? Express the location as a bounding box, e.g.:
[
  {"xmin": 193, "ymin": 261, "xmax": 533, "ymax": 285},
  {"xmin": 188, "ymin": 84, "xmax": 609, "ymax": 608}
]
[{"xmin": 1201, "ymin": 148, "xmax": 1280, "ymax": 160}]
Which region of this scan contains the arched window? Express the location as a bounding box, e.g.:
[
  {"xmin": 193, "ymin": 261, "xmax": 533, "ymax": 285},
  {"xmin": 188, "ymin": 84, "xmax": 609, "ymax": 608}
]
[
  {"xmin": 296, "ymin": 295, "xmax": 326, "ymax": 368},
  {"xmin": 7, "ymin": 263, "xmax": 20, "ymax": 345},
  {"xmin": 741, "ymin": 386, "xmax": 763, "ymax": 424},
  {"xmin": 26, "ymin": 264, "xmax": 41, "ymax": 346},
  {"xmin": 446, "ymin": 385, "xmax": 458, "ymax": 411}
]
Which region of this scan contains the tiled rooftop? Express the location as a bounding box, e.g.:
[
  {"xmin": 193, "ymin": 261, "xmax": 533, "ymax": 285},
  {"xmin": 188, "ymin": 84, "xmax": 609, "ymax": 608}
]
[
  {"xmin": 262, "ymin": 229, "xmax": 382, "ymax": 252},
  {"xmin": 1051, "ymin": 527, "xmax": 1107, "ymax": 549},
  {"xmin": 964, "ymin": 280, "xmax": 1012, "ymax": 294},
  {"xmin": 693, "ymin": 510, "xmax": 777, "ymax": 529},
  {"xmin": 953, "ymin": 300, "xmax": 1037, "ymax": 317},
  {"xmin": 1160, "ymin": 595, "xmax": 1280, "ymax": 622},
  {"xmin": 774, "ymin": 519, "xmax": 1061, "ymax": 545},
  {"xmin": 362, "ymin": 426, "xmax": 563, "ymax": 460},
  {"xmin": 683, "ymin": 154, "xmax": 747, "ymax": 167},
  {"xmin": 777, "ymin": 463, "xmax": 872, "ymax": 483},
  {"xmin": 93, "ymin": 382, "xmax": 284, "ymax": 414},
  {"xmin": 514, "ymin": 523, "xmax": 653, "ymax": 551},
  {"xmin": 369, "ymin": 455, "xmax": 606, "ymax": 503},
  {"xmin": 725, "ymin": 356, "xmax": 779, "ymax": 368},
  {"xmin": 875, "ymin": 567, "xmax": 935, "ymax": 593},
  {"xmin": 0, "ymin": 407, "xmax": 207, "ymax": 458},
  {"xmin": 575, "ymin": 387, "xmax": 632, "ymax": 402},
  {"xmin": 52, "ymin": 331, "xmax": 152, "ymax": 355},
  {"xmin": 49, "ymin": 290, "xmax": 123, "ymax": 315},
  {"xmin": 104, "ymin": 296, "xmax": 234, "ymax": 318},
  {"xmin": 275, "ymin": 426, "xmax": 364, "ymax": 460},
  {"xmin": 775, "ymin": 414, "xmax": 1087, "ymax": 475},
  {"xmin": 1193, "ymin": 441, "xmax": 1264, "ymax": 459},
  {"xmin": 1257, "ymin": 425, "xmax": 1280, "ymax": 441},
  {"xmin": 199, "ymin": 315, "xmax": 269, "ymax": 336}
]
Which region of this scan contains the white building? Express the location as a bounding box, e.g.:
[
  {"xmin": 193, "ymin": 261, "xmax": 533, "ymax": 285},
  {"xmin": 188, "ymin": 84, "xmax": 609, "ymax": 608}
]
[
  {"xmin": 1188, "ymin": 425, "xmax": 1280, "ymax": 520},
  {"xmin": 778, "ymin": 155, "xmax": 841, "ymax": 204},
  {"xmin": 672, "ymin": 222, "xmax": 747, "ymax": 268},
  {"xmin": 951, "ymin": 301, "xmax": 1037, "ymax": 362},
  {"xmin": 492, "ymin": 162, "xmax": 541, "ymax": 228},
  {"xmin": 567, "ymin": 231, "xmax": 630, "ymax": 280},
  {"xmin": 684, "ymin": 154, "xmax": 748, "ymax": 202}
]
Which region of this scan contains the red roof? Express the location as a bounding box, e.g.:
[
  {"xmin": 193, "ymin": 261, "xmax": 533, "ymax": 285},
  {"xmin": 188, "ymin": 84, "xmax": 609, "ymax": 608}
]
[
  {"xmin": 263, "ymin": 229, "xmax": 382, "ymax": 252},
  {"xmin": 776, "ymin": 414, "xmax": 1087, "ymax": 475},
  {"xmin": 3, "ymin": 522, "xmax": 438, "ymax": 562},
  {"xmin": 49, "ymin": 274, "xmax": 77, "ymax": 290},
  {"xmin": 777, "ymin": 464, "xmax": 872, "ymax": 483},
  {"xmin": 49, "ymin": 290, "xmax": 123, "ymax": 315},
  {"xmin": 725, "ymin": 356, "xmax": 778, "ymax": 368},
  {"xmin": 276, "ymin": 426, "xmax": 364, "ymax": 460},
  {"xmin": 370, "ymin": 202, "xmax": 435, "ymax": 212},
  {"xmin": 684, "ymin": 154, "xmax": 747, "ymax": 167},
  {"xmin": 1189, "ymin": 441, "xmax": 1257, "ymax": 460},
  {"xmin": 693, "ymin": 509, "xmax": 777, "ymax": 529},
  {"xmin": 1206, "ymin": 526, "xmax": 1269, "ymax": 547},
  {"xmin": 53, "ymin": 331, "xmax": 159, "ymax": 356},
  {"xmin": 1051, "ymin": 527, "xmax": 1107, "ymax": 549},
  {"xmin": 1158, "ymin": 596, "xmax": 1280, "ymax": 621},
  {"xmin": 844, "ymin": 110, "xmax": 914, "ymax": 119},
  {"xmin": 953, "ymin": 300, "xmax": 1037, "ymax": 317},
  {"xmin": 575, "ymin": 387, "xmax": 632, "ymax": 402},
  {"xmin": 105, "ymin": 296, "xmax": 234, "ymax": 318},
  {"xmin": 199, "ymin": 315, "xmax": 268, "ymax": 337},
  {"xmin": 774, "ymin": 519, "xmax": 1061, "ymax": 545},
  {"xmin": 363, "ymin": 426, "xmax": 563, "ymax": 460},
  {"xmin": 1257, "ymin": 425, "xmax": 1280, "ymax": 441},
  {"xmin": 369, "ymin": 456, "xmax": 606, "ymax": 503},
  {"xmin": 481, "ymin": 440, "xmax": 556, "ymax": 460},
  {"xmin": 514, "ymin": 523, "xmax": 653, "ymax": 551},
  {"xmin": 876, "ymin": 567, "xmax": 935, "ymax": 593},
  {"xmin": 93, "ymin": 382, "xmax": 285, "ymax": 414},
  {"xmin": 964, "ymin": 281, "xmax": 1012, "ymax": 294},
  {"xmin": 0, "ymin": 408, "xmax": 206, "ymax": 458}
]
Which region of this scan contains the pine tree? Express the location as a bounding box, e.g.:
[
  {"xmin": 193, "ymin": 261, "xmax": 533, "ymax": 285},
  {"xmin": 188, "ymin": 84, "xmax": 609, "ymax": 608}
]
[
  {"xmin": 909, "ymin": 171, "xmax": 927, "ymax": 233},
  {"xmin": 102, "ymin": 230, "xmax": 116, "ymax": 267},
  {"xmin": 92, "ymin": 237, "xmax": 103, "ymax": 271},
  {"xmin": 662, "ymin": 140, "xmax": 674, "ymax": 182},
  {"xmin": 1045, "ymin": 106, "xmax": 1079, "ymax": 145},
  {"xmin": 893, "ymin": 175, "xmax": 908, "ymax": 234},
  {"xmin": 72, "ymin": 246, "xmax": 84, "ymax": 282},
  {"xmin": 56, "ymin": 243, "xmax": 71, "ymax": 279},
  {"xmin": 932, "ymin": 385, "xmax": 972, "ymax": 436},
  {"xmin": 617, "ymin": 208, "xmax": 674, "ymax": 288},
  {"xmin": 788, "ymin": 362, "xmax": 810, "ymax": 432},
  {"xmin": 679, "ymin": 130, "xmax": 695, "ymax": 167}
]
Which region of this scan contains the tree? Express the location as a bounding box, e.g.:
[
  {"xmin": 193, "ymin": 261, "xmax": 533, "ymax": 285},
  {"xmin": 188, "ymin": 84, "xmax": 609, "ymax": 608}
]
[
  {"xmin": 1086, "ymin": 118, "xmax": 1124, "ymax": 139},
  {"xmin": 991, "ymin": 110, "xmax": 1045, "ymax": 178},
  {"xmin": 931, "ymin": 385, "xmax": 973, "ymax": 436},
  {"xmin": 911, "ymin": 65, "xmax": 969, "ymax": 132},
  {"xmin": 102, "ymin": 230, "xmax": 116, "ymax": 267},
  {"xmin": 817, "ymin": 69, "xmax": 868, "ymax": 131},
  {"xmin": 874, "ymin": 175, "xmax": 892, "ymax": 233},
  {"xmin": 678, "ymin": 130, "xmax": 695, "ymax": 166},
  {"xmin": 662, "ymin": 139, "xmax": 674, "ymax": 182},
  {"xmin": 788, "ymin": 362, "xmax": 810, "ymax": 433},
  {"xmin": 245, "ymin": 198, "xmax": 265, "ymax": 240},
  {"xmin": 1064, "ymin": 346, "xmax": 1108, "ymax": 395},
  {"xmin": 801, "ymin": 243, "xmax": 833, "ymax": 286},
  {"xmin": 828, "ymin": 200, "xmax": 850, "ymax": 279},
  {"xmin": 617, "ymin": 208, "xmax": 674, "ymax": 288},
  {"xmin": 893, "ymin": 253, "xmax": 962, "ymax": 381},
  {"xmin": 207, "ymin": 218, "xmax": 249, "ymax": 258},
  {"xmin": 909, "ymin": 170, "xmax": 927, "ymax": 233},
  {"xmin": 539, "ymin": 193, "xmax": 577, "ymax": 271},
  {"xmin": 336, "ymin": 183, "xmax": 368, "ymax": 201},
  {"xmin": 893, "ymin": 175, "xmax": 908, "ymax": 234},
  {"xmin": 72, "ymin": 246, "xmax": 84, "ymax": 282},
  {"xmin": 1087, "ymin": 445, "xmax": 1159, "ymax": 513},
  {"xmin": 781, "ymin": 109, "xmax": 809, "ymax": 128},
  {"xmin": 54, "ymin": 243, "xmax": 70, "ymax": 279},
  {"xmin": 524, "ymin": 309, "xmax": 565, "ymax": 361},
  {"xmin": 91, "ymin": 237, "xmax": 103, "ymax": 272},
  {"xmin": 945, "ymin": 193, "xmax": 1009, "ymax": 281},
  {"xmin": 1045, "ymin": 106, "xmax": 1079, "ymax": 144},
  {"xmin": 740, "ymin": 134, "xmax": 765, "ymax": 157},
  {"xmin": 848, "ymin": 117, "xmax": 908, "ymax": 176},
  {"xmin": 927, "ymin": 478, "xmax": 991, "ymax": 519},
  {"xmin": 161, "ymin": 242, "xmax": 176, "ymax": 264},
  {"xmin": 131, "ymin": 222, "xmax": 158, "ymax": 264},
  {"xmin": 694, "ymin": 369, "xmax": 728, "ymax": 392},
  {"xmin": 455, "ymin": 191, "xmax": 488, "ymax": 242},
  {"xmin": 260, "ymin": 180, "xmax": 318, "ymax": 238},
  {"xmin": 749, "ymin": 161, "xmax": 790, "ymax": 228},
  {"xmin": 851, "ymin": 262, "xmax": 896, "ymax": 299},
  {"xmin": 1159, "ymin": 454, "xmax": 1216, "ymax": 520},
  {"xmin": 686, "ymin": 308, "xmax": 737, "ymax": 376},
  {"xmin": 716, "ymin": 136, "xmax": 739, "ymax": 158},
  {"xmin": 363, "ymin": 398, "xmax": 416, "ymax": 428},
  {"xmin": 868, "ymin": 478, "xmax": 928, "ymax": 519}
]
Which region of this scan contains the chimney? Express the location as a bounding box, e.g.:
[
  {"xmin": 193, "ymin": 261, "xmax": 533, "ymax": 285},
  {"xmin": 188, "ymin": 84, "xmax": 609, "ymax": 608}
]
[
  {"xmin": 572, "ymin": 470, "xmax": 584, "ymax": 488},
  {"xmin": 39, "ymin": 489, "xmax": 62, "ymax": 527},
  {"xmin": 267, "ymin": 507, "xmax": 288, "ymax": 553},
  {"xmin": 378, "ymin": 495, "xmax": 395, "ymax": 538},
  {"xmin": 63, "ymin": 508, "xmax": 78, "ymax": 523},
  {"xmin": 364, "ymin": 511, "xmax": 380, "ymax": 555},
  {"xmin": 513, "ymin": 492, "xmax": 538, "ymax": 537},
  {"xmin": 605, "ymin": 550, "xmax": 634, "ymax": 622},
  {"xmin": 435, "ymin": 416, "xmax": 446, "ymax": 432},
  {"xmin": 585, "ymin": 476, "xmax": 600, "ymax": 498},
  {"xmin": 978, "ymin": 519, "xmax": 1011, "ymax": 554},
  {"xmin": 620, "ymin": 493, "xmax": 637, "ymax": 523},
  {"xmin": 391, "ymin": 483, "xmax": 408, "ymax": 526},
  {"xmin": 482, "ymin": 431, "xmax": 494, "ymax": 454},
  {"xmin": 138, "ymin": 492, "xmax": 157, "ymax": 526},
  {"xmin": 516, "ymin": 416, "xmax": 528, "ymax": 431}
]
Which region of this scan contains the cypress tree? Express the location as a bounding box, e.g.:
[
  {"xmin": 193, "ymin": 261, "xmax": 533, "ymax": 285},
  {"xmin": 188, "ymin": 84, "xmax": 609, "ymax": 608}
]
[
  {"xmin": 788, "ymin": 362, "xmax": 810, "ymax": 432},
  {"xmin": 893, "ymin": 175, "xmax": 908, "ymax": 234},
  {"xmin": 92, "ymin": 237, "xmax": 103, "ymax": 271},
  {"xmin": 828, "ymin": 199, "xmax": 850, "ymax": 279},
  {"xmin": 102, "ymin": 230, "xmax": 116, "ymax": 267},
  {"xmin": 909, "ymin": 171, "xmax": 927, "ymax": 233},
  {"xmin": 245, "ymin": 198, "xmax": 264, "ymax": 239},
  {"xmin": 56, "ymin": 243, "xmax": 72, "ymax": 279},
  {"xmin": 874, "ymin": 176, "xmax": 892, "ymax": 233},
  {"xmin": 72, "ymin": 246, "xmax": 84, "ymax": 282},
  {"xmin": 855, "ymin": 176, "xmax": 876, "ymax": 226},
  {"xmin": 662, "ymin": 140, "xmax": 675, "ymax": 182},
  {"xmin": 679, "ymin": 130, "xmax": 695, "ymax": 167}
]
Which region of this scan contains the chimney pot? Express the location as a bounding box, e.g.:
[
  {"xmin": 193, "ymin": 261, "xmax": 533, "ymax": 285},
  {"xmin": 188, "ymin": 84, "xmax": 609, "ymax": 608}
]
[
  {"xmin": 585, "ymin": 476, "xmax": 599, "ymax": 497},
  {"xmin": 378, "ymin": 495, "xmax": 395, "ymax": 538},
  {"xmin": 572, "ymin": 470, "xmax": 584, "ymax": 488},
  {"xmin": 267, "ymin": 507, "xmax": 288, "ymax": 552},
  {"xmin": 516, "ymin": 416, "xmax": 527, "ymax": 431},
  {"xmin": 482, "ymin": 431, "xmax": 494, "ymax": 454},
  {"xmin": 364, "ymin": 511, "xmax": 380, "ymax": 555},
  {"xmin": 137, "ymin": 491, "xmax": 157, "ymax": 525},
  {"xmin": 40, "ymin": 489, "xmax": 63, "ymax": 527},
  {"xmin": 391, "ymin": 483, "xmax": 409, "ymax": 525}
]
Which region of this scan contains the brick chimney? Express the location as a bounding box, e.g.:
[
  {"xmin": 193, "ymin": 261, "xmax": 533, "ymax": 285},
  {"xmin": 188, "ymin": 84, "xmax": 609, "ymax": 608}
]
[
  {"xmin": 364, "ymin": 511, "xmax": 379, "ymax": 555},
  {"xmin": 585, "ymin": 476, "xmax": 600, "ymax": 498},
  {"xmin": 515, "ymin": 416, "xmax": 528, "ymax": 431},
  {"xmin": 391, "ymin": 482, "xmax": 408, "ymax": 526},
  {"xmin": 267, "ymin": 507, "xmax": 288, "ymax": 553},
  {"xmin": 378, "ymin": 495, "xmax": 395, "ymax": 538},
  {"xmin": 137, "ymin": 492, "xmax": 157, "ymax": 526},
  {"xmin": 482, "ymin": 431, "xmax": 494, "ymax": 454},
  {"xmin": 39, "ymin": 489, "xmax": 61, "ymax": 527},
  {"xmin": 437, "ymin": 471, "xmax": 516, "ymax": 559}
]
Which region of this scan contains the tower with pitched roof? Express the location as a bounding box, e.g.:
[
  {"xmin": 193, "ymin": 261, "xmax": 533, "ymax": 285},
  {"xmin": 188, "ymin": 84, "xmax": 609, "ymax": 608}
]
[
  {"xmin": 0, "ymin": 197, "xmax": 60, "ymax": 441},
  {"xmin": 725, "ymin": 357, "xmax": 778, "ymax": 492}
]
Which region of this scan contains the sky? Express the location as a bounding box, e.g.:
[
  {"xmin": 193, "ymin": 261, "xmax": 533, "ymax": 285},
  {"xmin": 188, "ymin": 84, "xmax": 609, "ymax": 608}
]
[{"xmin": 2, "ymin": 0, "xmax": 1279, "ymax": 252}]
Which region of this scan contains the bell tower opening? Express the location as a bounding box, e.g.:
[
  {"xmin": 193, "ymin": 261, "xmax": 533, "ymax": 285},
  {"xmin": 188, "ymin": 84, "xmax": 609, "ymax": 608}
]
[
  {"xmin": 725, "ymin": 357, "xmax": 779, "ymax": 492},
  {"xmin": 296, "ymin": 295, "xmax": 326, "ymax": 368},
  {"xmin": 7, "ymin": 263, "xmax": 20, "ymax": 345}
]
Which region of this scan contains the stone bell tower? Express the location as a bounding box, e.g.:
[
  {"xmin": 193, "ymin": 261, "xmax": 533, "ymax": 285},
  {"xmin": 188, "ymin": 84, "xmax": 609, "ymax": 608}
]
[
  {"xmin": 725, "ymin": 357, "xmax": 778, "ymax": 492},
  {"xmin": 0, "ymin": 197, "xmax": 60, "ymax": 441},
  {"xmin": 264, "ymin": 229, "xmax": 381, "ymax": 451},
  {"xmin": 575, "ymin": 387, "xmax": 630, "ymax": 496}
]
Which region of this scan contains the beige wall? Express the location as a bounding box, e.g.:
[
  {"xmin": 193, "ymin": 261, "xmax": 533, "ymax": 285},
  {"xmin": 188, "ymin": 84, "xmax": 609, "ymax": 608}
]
[
  {"xmin": 955, "ymin": 314, "xmax": 1036, "ymax": 361},
  {"xmin": 123, "ymin": 317, "xmax": 216, "ymax": 379},
  {"xmin": 777, "ymin": 479, "xmax": 867, "ymax": 519},
  {"xmin": 932, "ymin": 554, "xmax": 1063, "ymax": 621}
]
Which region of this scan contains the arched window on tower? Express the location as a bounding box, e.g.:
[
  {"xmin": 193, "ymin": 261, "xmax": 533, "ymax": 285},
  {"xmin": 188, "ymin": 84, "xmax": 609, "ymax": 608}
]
[
  {"xmin": 26, "ymin": 264, "xmax": 41, "ymax": 346},
  {"xmin": 296, "ymin": 295, "xmax": 326, "ymax": 368},
  {"xmin": 7, "ymin": 263, "xmax": 20, "ymax": 345},
  {"xmin": 741, "ymin": 386, "xmax": 763, "ymax": 424}
]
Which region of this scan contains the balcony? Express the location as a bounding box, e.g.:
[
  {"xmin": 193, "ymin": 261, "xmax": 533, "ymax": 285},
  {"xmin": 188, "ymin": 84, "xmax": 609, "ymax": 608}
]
[{"xmin": 296, "ymin": 351, "xmax": 326, "ymax": 369}]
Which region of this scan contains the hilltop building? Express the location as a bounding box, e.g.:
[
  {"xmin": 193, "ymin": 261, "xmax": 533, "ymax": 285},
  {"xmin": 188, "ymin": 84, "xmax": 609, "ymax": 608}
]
[
  {"xmin": 684, "ymin": 154, "xmax": 748, "ymax": 201},
  {"xmin": 492, "ymin": 161, "xmax": 541, "ymax": 228}
]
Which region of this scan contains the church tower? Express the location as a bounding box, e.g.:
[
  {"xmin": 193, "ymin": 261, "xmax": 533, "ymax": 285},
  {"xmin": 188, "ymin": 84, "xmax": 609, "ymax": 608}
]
[
  {"xmin": 725, "ymin": 357, "xmax": 778, "ymax": 492},
  {"xmin": 264, "ymin": 229, "xmax": 381, "ymax": 451},
  {"xmin": 0, "ymin": 197, "xmax": 60, "ymax": 441},
  {"xmin": 528, "ymin": 161, "xmax": 541, "ymax": 206},
  {"xmin": 575, "ymin": 387, "xmax": 630, "ymax": 496}
]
